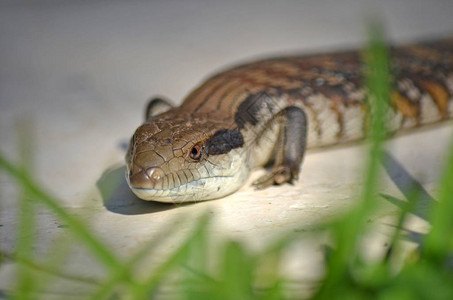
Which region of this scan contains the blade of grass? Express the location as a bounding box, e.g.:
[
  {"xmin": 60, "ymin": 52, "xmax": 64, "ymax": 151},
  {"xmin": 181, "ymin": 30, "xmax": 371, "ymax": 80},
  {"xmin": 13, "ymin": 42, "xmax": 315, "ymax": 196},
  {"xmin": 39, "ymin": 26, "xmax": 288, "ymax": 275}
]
[
  {"xmin": 179, "ymin": 227, "xmax": 298, "ymax": 299},
  {"xmin": 13, "ymin": 194, "xmax": 36, "ymax": 300},
  {"xmin": 0, "ymin": 153, "xmax": 124, "ymax": 274},
  {"xmin": 13, "ymin": 121, "xmax": 37, "ymax": 300},
  {"xmin": 359, "ymin": 21, "xmax": 391, "ymax": 217},
  {"xmin": 255, "ymin": 231, "xmax": 311, "ymax": 298},
  {"xmin": 423, "ymin": 137, "xmax": 453, "ymax": 265},
  {"xmin": 219, "ymin": 240, "xmax": 255, "ymax": 298},
  {"xmin": 130, "ymin": 214, "xmax": 210, "ymax": 299},
  {"xmin": 89, "ymin": 215, "xmax": 190, "ymax": 300},
  {"xmin": 1, "ymin": 250, "xmax": 100, "ymax": 287},
  {"xmin": 314, "ymin": 22, "xmax": 390, "ymax": 298}
]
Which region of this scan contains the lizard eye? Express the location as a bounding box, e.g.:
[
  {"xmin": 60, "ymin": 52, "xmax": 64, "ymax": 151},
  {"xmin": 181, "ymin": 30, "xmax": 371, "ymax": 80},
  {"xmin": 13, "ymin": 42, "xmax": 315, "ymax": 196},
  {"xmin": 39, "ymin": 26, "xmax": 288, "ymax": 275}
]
[{"xmin": 189, "ymin": 144, "xmax": 203, "ymax": 161}]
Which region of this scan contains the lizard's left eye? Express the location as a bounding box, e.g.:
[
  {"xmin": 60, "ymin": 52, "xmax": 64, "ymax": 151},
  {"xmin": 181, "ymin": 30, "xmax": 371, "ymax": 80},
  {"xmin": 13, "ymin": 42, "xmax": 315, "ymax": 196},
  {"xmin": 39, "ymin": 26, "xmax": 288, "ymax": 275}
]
[{"xmin": 189, "ymin": 144, "xmax": 203, "ymax": 161}]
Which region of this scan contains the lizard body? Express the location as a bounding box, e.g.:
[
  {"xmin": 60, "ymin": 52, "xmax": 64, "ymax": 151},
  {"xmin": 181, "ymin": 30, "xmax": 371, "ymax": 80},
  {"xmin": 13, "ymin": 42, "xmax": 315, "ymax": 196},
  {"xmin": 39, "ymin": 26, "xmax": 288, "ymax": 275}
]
[{"xmin": 126, "ymin": 39, "xmax": 453, "ymax": 202}]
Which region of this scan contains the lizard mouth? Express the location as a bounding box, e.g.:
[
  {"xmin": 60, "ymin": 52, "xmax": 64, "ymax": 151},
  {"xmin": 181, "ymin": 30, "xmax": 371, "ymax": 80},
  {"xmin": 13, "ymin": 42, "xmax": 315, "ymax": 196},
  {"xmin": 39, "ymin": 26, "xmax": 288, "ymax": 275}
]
[
  {"xmin": 126, "ymin": 171, "xmax": 237, "ymax": 203},
  {"xmin": 126, "ymin": 157, "xmax": 242, "ymax": 203}
]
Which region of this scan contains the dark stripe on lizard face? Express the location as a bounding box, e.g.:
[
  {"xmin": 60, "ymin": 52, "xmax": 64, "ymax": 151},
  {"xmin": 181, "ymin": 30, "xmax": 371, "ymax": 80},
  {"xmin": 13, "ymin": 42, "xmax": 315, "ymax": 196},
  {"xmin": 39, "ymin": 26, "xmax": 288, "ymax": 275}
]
[{"xmin": 206, "ymin": 128, "xmax": 244, "ymax": 155}]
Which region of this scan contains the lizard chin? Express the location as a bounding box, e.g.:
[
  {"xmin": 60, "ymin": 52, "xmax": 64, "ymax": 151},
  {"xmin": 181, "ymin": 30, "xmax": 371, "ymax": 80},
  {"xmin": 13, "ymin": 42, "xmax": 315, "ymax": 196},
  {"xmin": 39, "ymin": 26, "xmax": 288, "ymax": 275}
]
[{"xmin": 126, "ymin": 174, "xmax": 248, "ymax": 203}]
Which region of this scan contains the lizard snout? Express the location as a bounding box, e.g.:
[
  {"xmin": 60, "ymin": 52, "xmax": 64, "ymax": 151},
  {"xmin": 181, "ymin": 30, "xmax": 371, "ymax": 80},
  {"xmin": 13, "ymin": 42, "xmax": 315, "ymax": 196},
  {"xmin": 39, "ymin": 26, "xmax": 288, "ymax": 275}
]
[{"xmin": 129, "ymin": 165, "xmax": 165, "ymax": 190}]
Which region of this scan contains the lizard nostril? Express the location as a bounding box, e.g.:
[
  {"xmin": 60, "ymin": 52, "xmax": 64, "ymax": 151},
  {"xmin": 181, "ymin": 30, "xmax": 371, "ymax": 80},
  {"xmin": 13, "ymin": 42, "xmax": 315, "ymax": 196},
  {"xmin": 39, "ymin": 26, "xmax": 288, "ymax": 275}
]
[
  {"xmin": 145, "ymin": 167, "xmax": 164, "ymax": 183},
  {"xmin": 129, "ymin": 166, "xmax": 165, "ymax": 190}
]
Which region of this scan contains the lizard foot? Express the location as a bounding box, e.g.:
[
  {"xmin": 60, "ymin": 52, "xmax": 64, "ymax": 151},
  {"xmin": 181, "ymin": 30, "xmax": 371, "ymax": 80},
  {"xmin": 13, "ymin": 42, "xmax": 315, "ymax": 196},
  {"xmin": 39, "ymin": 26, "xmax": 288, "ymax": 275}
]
[{"xmin": 252, "ymin": 166, "xmax": 297, "ymax": 190}]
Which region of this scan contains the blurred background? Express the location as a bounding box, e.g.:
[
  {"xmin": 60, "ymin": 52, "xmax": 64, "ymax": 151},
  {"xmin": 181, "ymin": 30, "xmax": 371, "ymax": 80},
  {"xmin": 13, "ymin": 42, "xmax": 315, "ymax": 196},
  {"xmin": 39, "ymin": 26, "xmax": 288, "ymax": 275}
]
[{"xmin": 1, "ymin": 0, "xmax": 453, "ymax": 298}]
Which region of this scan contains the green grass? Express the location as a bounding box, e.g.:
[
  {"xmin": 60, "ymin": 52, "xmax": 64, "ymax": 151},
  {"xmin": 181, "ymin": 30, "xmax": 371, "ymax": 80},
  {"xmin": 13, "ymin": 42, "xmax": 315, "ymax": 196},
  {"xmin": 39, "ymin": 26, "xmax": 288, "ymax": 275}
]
[{"xmin": 1, "ymin": 24, "xmax": 453, "ymax": 299}]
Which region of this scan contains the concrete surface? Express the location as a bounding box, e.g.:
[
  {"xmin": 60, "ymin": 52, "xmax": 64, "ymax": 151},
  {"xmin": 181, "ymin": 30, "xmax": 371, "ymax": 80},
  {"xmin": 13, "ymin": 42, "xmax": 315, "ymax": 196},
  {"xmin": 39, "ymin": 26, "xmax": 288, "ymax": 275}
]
[{"xmin": 1, "ymin": 0, "xmax": 453, "ymax": 298}]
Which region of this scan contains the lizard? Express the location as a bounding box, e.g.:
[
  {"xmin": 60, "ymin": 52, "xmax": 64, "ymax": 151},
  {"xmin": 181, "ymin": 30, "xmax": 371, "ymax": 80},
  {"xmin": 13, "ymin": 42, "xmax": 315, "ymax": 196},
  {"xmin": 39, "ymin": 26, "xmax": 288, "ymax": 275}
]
[{"xmin": 125, "ymin": 38, "xmax": 453, "ymax": 203}]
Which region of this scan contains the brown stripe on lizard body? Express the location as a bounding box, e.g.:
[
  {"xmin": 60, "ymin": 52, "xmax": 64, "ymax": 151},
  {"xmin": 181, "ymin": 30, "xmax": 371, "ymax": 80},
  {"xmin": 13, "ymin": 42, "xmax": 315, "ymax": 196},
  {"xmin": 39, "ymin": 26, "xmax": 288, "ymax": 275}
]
[
  {"xmin": 418, "ymin": 80, "xmax": 450, "ymax": 119},
  {"xmin": 184, "ymin": 76, "xmax": 229, "ymax": 113},
  {"xmin": 391, "ymin": 91, "xmax": 420, "ymax": 120},
  {"xmin": 194, "ymin": 77, "xmax": 245, "ymax": 115}
]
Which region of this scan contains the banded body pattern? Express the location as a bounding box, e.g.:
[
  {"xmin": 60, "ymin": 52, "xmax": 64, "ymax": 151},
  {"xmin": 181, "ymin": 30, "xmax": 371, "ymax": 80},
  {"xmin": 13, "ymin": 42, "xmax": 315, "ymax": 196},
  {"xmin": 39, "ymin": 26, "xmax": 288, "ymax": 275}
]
[{"xmin": 181, "ymin": 38, "xmax": 453, "ymax": 148}]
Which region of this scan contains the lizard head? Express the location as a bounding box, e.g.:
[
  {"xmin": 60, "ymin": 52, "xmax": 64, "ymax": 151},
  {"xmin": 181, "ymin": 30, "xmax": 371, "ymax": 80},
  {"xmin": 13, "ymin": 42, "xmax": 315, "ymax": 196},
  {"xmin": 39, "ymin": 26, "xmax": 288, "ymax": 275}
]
[{"xmin": 125, "ymin": 112, "xmax": 251, "ymax": 203}]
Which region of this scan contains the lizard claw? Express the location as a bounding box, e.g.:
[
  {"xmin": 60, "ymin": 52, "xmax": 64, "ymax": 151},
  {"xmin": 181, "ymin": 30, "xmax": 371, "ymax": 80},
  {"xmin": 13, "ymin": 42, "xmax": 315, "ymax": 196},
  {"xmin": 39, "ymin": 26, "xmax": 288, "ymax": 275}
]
[{"xmin": 252, "ymin": 166, "xmax": 295, "ymax": 190}]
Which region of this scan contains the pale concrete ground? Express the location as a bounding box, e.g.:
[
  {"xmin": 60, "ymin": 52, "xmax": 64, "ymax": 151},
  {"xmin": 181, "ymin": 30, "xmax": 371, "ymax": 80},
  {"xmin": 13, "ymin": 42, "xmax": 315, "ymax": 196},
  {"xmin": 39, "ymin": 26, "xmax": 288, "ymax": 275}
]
[{"xmin": 1, "ymin": 0, "xmax": 453, "ymax": 298}]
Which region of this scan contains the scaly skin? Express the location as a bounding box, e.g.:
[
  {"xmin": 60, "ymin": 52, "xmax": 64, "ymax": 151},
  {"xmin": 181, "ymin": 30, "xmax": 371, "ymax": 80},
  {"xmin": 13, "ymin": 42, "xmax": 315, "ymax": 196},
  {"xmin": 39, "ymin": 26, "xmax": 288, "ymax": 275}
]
[{"xmin": 126, "ymin": 38, "xmax": 453, "ymax": 203}]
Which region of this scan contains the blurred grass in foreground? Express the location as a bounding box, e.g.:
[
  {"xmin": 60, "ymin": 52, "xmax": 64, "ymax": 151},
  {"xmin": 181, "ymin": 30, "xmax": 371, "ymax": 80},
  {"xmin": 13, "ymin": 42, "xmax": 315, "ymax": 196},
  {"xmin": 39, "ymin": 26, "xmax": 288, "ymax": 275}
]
[{"xmin": 1, "ymin": 24, "xmax": 453, "ymax": 299}]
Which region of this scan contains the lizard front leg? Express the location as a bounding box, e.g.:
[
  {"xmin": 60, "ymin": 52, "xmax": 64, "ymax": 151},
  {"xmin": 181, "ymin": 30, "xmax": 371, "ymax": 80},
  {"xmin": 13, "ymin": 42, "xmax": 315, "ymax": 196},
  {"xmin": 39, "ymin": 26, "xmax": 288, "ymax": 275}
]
[{"xmin": 252, "ymin": 106, "xmax": 308, "ymax": 189}]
